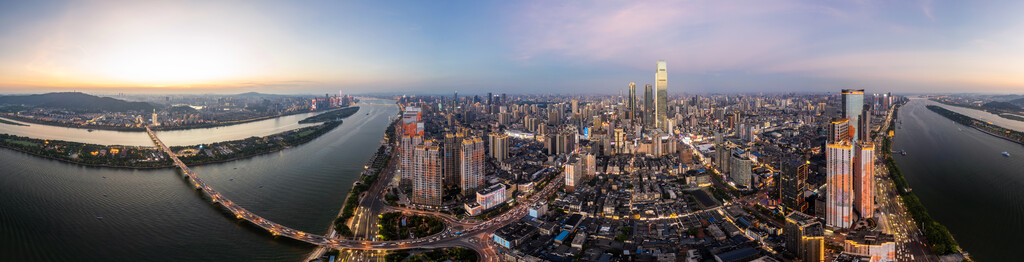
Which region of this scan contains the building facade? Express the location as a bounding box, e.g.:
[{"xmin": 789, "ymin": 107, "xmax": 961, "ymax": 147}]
[
  {"xmin": 655, "ymin": 60, "xmax": 668, "ymax": 131},
  {"xmin": 854, "ymin": 141, "xmax": 875, "ymax": 219},
  {"xmin": 826, "ymin": 141, "xmax": 854, "ymax": 228},
  {"xmin": 460, "ymin": 136, "xmax": 485, "ymax": 196},
  {"xmin": 412, "ymin": 143, "xmax": 442, "ymax": 206}
]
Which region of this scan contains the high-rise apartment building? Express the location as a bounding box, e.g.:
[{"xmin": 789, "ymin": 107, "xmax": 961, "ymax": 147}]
[
  {"xmin": 412, "ymin": 143, "xmax": 442, "ymax": 206},
  {"xmin": 842, "ymin": 89, "xmax": 864, "ymax": 142},
  {"xmin": 854, "ymin": 141, "xmax": 875, "ymax": 219},
  {"xmin": 460, "ymin": 137, "xmax": 485, "ymax": 196},
  {"xmin": 730, "ymin": 150, "xmax": 753, "ymax": 188},
  {"xmin": 564, "ymin": 157, "xmax": 582, "ymax": 192},
  {"xmin": 444, "ymin": 132, "xmax": 465, "ymax": 188},
  {"xmin": 826, "ymin": 140, "xmax": 854, "ymax": 228},
  {"xmin": 488, "ymin": 133, "xmax": 508, "ymax": 162},
  {"xmin": 655, "ymin": 60, "xmax": 668, "ymax": 131}
]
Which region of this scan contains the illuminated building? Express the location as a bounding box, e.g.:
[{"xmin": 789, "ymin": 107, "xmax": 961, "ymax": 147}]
[
  {"xmin": 829, "ymin": 117, "xmax": 851, "ymax": 143},
  {"xmin": 842, "ymin": 229, "xmax": 896, "ymax": 262},
  {"xmin": 826, "ymin": 140, "xmax": 854, "ymax": 228},
  {"xmin": 785, "ymin": 212, "xmax": 825, "ymax": 262},
  {"xmin": 564, "ymin": 157, "xmax": 582, "ymax": 192},
  {"xmin": 476, "ymin": 184, "xmax": 506, "ymax": 210},
  {"xmin": 412, "ymin": 142, "xmax": 442, "ymax": 206},
  {"xmin": 854, "ymin": 141, "xmax": 875, "ymax": 219}
]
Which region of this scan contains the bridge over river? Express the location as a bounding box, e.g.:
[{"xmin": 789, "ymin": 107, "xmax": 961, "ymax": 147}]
[{"xmin": 145, "ymin": 126, "xmax": 557, "ymax": 259}]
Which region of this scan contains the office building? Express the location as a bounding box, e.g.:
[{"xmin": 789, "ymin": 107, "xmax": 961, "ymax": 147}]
[
  {"xmin": 477, "ymin": 184, "xmax": 507, "ymax": 210},
  {"xmin": 644, "ymin": 84, "xmax": 654, "ymax": 128},
  {"xmin": 841, "ymin": 89, "xmax": 864, "ymax": 142},
  {"xmin": 628, "ymin": 82, "xmax": 637, "ymax": 122},
  {"xmin": 412, "ymin": 143, "xmax": 442, "ymax": 206},
  {"xmin": 781, "ymin": 159, "xmax": 810, "ymax": 212},
  {"xmin": 460, "ymin": 137, "xmax": 485, "ymax": 196},
  {"xmin": 826, "ymin": 141, "xmax": 854, "ymax": 228},
  {"xmin": 655, "ymin": 60, "xmax": 668, "ymax": 131}
]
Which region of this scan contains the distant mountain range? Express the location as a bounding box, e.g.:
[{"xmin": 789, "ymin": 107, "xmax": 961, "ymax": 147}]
[{"xmin": 0, "ymin": 92, "xmax": 156, "ymax": 112}]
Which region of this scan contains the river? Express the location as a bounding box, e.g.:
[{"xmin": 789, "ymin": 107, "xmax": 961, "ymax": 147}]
[
  {"xmin": 894, "ymin": 97, "xmax": 1024, "ymax": 261},
  {"xmin": 0, "ymin": 99, "xmax": 398, "ymax": 261}
]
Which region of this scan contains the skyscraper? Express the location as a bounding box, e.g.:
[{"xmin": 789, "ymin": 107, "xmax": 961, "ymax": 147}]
[
  {"xmin": 826, "ymin": 140, "xmax": 854, "ymax": 228},
  {"xmin": 444, "ymin": 132, "xmax": 465, "ymax": 188},
  {"xmin": 644, "ymin": 84, "xmax": 654, "ymax": 128},
  {"xmin": 412, "ymin": 143, "xmax": 442, "ymax": 206},
  {"xmin": 859, "ymin": 104, "xmax": 872, "ymax": 141},
  {"xmin": 655, "ymin": 60, "xmax": 668, "ymax": 131},
  {"xmin": 460, "ymin": 137, "xmax": 485, "ymax": 196},
  {"xmin": 842, "ymin": 89, "xmax": 864, "ymax": 142},
  {"xmin": 854, "ymin": 141, "xmax": 875, "ymax": 219},
  {"xmin": 781, "ymin": 158, "xmax": 809, "ymax": 212},
  {"xmin": 628, "ymin": 82, "xmax": 637, "ymax": 122}
]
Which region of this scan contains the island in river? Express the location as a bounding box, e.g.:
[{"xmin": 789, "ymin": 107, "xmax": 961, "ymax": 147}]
[
  {"xmin": 299, "ymin": 106, "xmax": 360, "ymax": 124},
  {"xmin": 0, "ymin": 121, "xmax": 342, "ymax": 169},
  {"xmin": 926, "ymin": 105, "xmax": 1024, "ymax": 145}
]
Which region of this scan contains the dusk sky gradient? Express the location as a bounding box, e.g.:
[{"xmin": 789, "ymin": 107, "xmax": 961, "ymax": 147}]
[{"xmin": 1, "ymin": 0, "xmax": 1023, "ymax": 95}]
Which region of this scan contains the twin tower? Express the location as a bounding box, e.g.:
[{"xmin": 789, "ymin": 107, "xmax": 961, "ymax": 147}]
[{"xmin": 826, "ymin": 89, "xmax": 875, "ymax": 229}]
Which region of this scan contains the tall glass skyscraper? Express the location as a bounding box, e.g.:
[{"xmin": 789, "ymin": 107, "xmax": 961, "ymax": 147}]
[
  {"xmin": 655, "ymin": 60, "xmax": 668, "ymax": 131},
  {"xmin": 628, "ymin": 82, "xmax": 637, "ymax": 122},
  {"xmin": 644, "ymin": 84, "xmax": 654, "ymax": 128},
  {"xmin": 842, "ymin": 89, "xmax": 864, "ymax": 142}
]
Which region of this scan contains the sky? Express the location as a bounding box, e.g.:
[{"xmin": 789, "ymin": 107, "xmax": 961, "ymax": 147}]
[{"xmin": 1, "ymin": 0, "xmax": 1023, "ymax": 95}]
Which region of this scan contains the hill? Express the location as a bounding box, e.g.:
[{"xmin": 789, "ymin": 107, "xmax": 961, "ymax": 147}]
[
  {"xmin": 1008, "ymin": 97, "xmax": 1024, "ymax": 107},
  {"xmin": 0, "ymin": 92, "xmax": 156, "ymax": 112},
  {"xmin": 982, "ymin": 101, "xmax": 1021, "ymax": 111}
]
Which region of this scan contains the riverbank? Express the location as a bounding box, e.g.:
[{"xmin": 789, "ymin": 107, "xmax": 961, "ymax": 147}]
[
  {"xmin": 885, "ymin": 102, "xmax": 963, "ymax": 256},
  {"xmin": 926, "ymin": 105, "xmax": 1024, "ymax": 145},
  {"xmin": 0, "ymin": 121, "xmax": 343, "ymax": 169}
]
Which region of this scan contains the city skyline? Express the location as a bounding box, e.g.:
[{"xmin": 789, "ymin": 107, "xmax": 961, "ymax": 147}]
[{"xmin": 2, "ymin": 1, "xmax": 1024, "ymax": 95}]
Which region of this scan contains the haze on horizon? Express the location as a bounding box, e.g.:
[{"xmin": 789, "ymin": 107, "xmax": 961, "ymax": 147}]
[{"xmin": 1, "ymin": 0, "xmax": 1024, "ymax": 95}]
